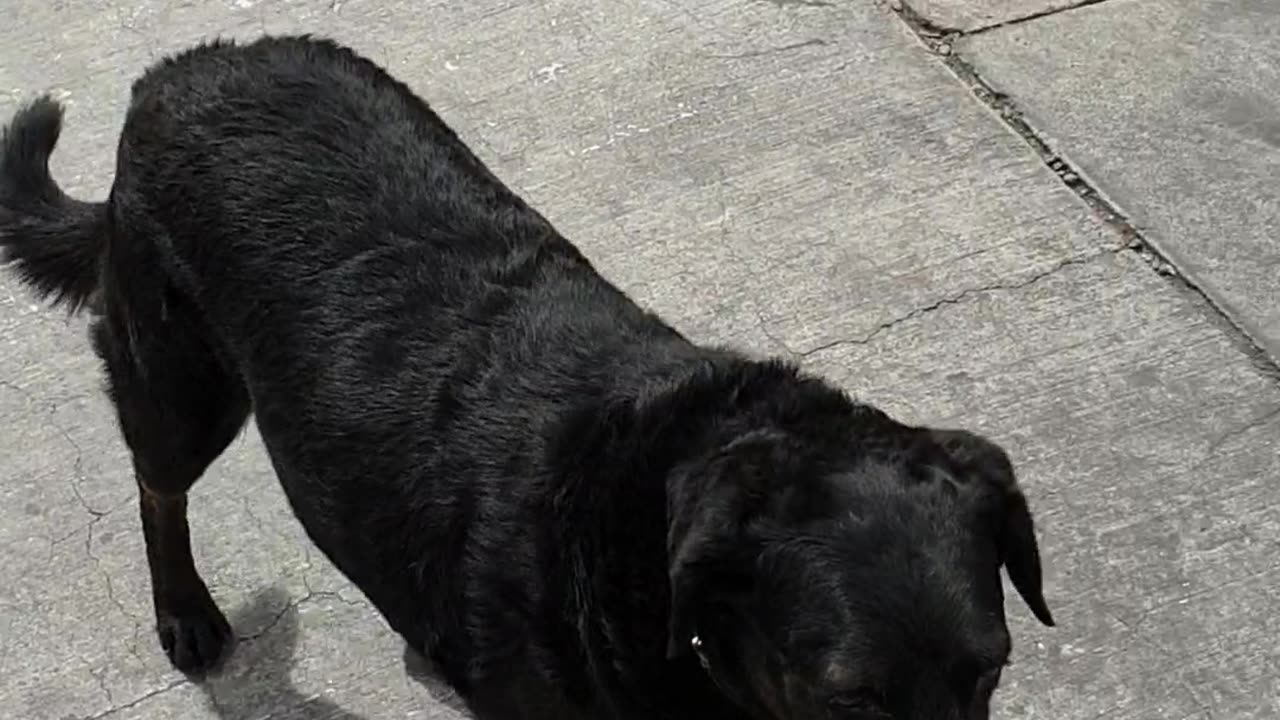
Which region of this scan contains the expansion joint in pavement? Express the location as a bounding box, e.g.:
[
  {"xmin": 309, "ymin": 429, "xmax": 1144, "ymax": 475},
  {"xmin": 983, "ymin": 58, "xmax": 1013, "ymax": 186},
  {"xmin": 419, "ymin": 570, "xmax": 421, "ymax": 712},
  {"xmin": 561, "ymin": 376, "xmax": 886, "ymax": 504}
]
[{"xmin": 887, "ymin": 0, "xmax": 1280, "ymax": 375}]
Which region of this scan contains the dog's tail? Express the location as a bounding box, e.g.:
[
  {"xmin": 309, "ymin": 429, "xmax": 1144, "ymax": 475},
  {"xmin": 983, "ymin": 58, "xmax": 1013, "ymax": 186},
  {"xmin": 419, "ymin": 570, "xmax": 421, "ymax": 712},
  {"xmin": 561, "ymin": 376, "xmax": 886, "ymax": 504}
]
[{"xmin": 1, "ymin": 96, "xmax": 106, "ymax": 312}]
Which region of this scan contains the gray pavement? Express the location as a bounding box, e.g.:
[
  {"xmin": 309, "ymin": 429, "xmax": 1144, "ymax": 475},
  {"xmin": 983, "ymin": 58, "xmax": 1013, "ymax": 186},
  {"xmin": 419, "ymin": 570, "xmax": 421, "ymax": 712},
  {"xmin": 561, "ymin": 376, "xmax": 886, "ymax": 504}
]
[
  {"xmin": 1, "ymin": 1, "xmax": 1277, "ymax": 719},
  {"xmin": 961, "ymin": 0, "xmax": 1280, "ymax": 363}
]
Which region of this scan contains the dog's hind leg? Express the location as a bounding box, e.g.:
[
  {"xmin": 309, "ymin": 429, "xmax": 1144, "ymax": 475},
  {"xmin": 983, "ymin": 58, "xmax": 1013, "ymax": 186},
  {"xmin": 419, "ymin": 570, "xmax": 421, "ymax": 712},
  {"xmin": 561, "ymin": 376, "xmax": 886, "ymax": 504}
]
[
  {"xmin": 91, "ymin": 296, "xmax": 251, "ymax": 676},
  {"xmin": 3, "ymin": 95, "xmax": 248, "ymax": 675}
]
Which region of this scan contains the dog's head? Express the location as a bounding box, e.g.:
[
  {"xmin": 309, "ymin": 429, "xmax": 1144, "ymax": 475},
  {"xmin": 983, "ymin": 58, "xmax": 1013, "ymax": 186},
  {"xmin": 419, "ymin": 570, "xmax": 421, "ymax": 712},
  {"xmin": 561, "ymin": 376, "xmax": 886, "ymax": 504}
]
[{"xmin": 666, "ymin": 417, "xmax": 1053, "ymax": 720}]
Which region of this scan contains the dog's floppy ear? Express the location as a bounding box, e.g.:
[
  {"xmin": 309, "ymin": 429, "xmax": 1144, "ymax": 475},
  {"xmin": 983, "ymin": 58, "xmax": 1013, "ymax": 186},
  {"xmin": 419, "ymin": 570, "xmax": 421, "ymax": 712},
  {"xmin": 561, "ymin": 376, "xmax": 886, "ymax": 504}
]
[
  {"xmin": 665, "ymin": 503, "xmax": 742, "ymax": 659},
  {"xmin": 665, "ymin": 431, "xmax": 781, "ymax": 658},
  {"xmin": 931, "ymin": 429, "xmax": 1055, "ymax": 627}
]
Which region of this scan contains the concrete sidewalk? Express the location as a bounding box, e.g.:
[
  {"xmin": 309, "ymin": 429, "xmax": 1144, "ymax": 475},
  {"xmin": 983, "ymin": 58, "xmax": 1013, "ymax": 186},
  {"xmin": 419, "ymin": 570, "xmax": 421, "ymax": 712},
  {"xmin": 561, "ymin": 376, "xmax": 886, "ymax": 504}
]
[{"xmin": 1, "ymin": 1, "xmax": 1276, "ymax": 718}]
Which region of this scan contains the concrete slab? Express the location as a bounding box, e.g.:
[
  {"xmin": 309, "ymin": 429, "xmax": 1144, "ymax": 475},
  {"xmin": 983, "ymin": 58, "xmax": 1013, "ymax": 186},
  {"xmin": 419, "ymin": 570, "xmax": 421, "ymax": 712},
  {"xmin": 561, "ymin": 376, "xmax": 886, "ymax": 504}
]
[
  {"xmin": 1, "ymin": 1, "xmax": 1277, "ymax": 720},
  {"xmin": 909, "ymin": 0, "xmax": 1081, "ymax": 32},
  {"xmin": 960, "ymin": 0, "xmax": 1280, "ymax": 361}
]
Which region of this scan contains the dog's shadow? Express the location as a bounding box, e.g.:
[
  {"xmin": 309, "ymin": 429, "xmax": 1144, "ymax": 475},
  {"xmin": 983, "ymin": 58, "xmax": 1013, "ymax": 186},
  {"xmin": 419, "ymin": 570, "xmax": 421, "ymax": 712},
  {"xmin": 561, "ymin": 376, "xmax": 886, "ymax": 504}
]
[{"xmin": 200, "ymin": 587, "xmax": 469, "ymax": 719}]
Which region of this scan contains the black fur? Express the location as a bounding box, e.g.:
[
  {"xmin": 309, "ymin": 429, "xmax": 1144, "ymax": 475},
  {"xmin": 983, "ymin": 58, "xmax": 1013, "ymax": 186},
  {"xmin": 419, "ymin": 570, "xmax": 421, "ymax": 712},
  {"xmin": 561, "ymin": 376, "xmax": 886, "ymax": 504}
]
[
  {"xmin": 0, "ymin": 36, "xmax": 1053, "ymax": 720},
  {"xmin": 0, "ymin": 97, "xmax": 103, "ymax": 311}
]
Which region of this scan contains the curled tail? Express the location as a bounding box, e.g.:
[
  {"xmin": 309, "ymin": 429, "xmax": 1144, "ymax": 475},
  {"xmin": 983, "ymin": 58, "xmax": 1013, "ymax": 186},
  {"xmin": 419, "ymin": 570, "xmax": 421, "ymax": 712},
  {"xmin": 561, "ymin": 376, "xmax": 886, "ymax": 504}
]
[{"xmin": 1, "ymin": 96, "xmax": 106, "ymax": 312}]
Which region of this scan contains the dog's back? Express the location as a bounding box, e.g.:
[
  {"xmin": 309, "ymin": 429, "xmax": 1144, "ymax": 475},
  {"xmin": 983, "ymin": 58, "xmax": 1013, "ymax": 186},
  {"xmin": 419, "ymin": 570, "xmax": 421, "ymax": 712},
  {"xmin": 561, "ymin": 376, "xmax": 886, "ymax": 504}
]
[{"xmin": 113, "ymin": 36, "xmax": 561, "ymax": 379}]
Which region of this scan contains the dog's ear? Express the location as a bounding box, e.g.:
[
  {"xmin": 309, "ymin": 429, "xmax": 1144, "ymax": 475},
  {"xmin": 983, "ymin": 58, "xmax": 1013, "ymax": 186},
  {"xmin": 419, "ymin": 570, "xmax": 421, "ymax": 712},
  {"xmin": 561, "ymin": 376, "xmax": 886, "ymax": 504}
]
[
  {"xmin": 930, "ymin": 429, "xmax": 1055, "ymax": 627},
  {"xmin": 665, "ymin": 431, "xmax": 782, "ymax": 658},
  {"xmin": 665, "ymin": 514, "xmax": 752, "ymax": 659}
]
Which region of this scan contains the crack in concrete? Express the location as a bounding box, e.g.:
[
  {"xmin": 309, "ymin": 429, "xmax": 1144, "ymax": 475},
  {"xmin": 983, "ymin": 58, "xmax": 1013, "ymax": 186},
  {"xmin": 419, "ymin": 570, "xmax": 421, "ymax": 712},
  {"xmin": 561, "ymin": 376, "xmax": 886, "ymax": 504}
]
[
  {"xmin": 657, "ymin": 0, "xmax": 705, "ymax": 32},
  {"xmin": 242, "ymin": 496, "xmax": 364, "ymax": 606},
  {"xmin": 238, "ymin": 586, "xmax": 364, "ymax": 645},
  {"xmin": 299, "ymin": 544, "xmax": 365, "ymax": 609},
  {"xmin": 755, "ymin": 0, "xmax": 835, "ymax": 7},
  {"xmin": 48, "ymin": 495, "xmax": 132, "ymax": 550},
  {"xmin": 799, "ymin": 248, "xmax": 1119, "ymax": 358},
  {"xmin": 887, "ymin": 0, "xmax": 1280, "ymax": 373},
  {"xmin": 1204, "ymin": 405, "xmax": 1280, "ymax": 457},
  {"xmin": 0, "ymin": 381, "xmax": 149, "ymax": 644},
  {"xmin": 238, "ymin": 492, "xmax": 367, "ymax": 617},
  {"xmin": 84, "ymin": 511, "xmax": 144, "ymax": 624},
  {"xmin": 887, "ymin": 0, "xmax": 1115, "ymax": 36},
  {"xmin": 90, "ymin": 666, "xmax": 115, "ymax": 707},
  {"xmin": 79, "ymin": 678, "xmax": 187, "ymax": 720},
  {"xmin": 126, "ymin": 617, "xmax": 150, "ymax": 670},
  {"xmin": 240, "ymin": 495, "xmax": 271, "ymax": 537},
  {"xmin": 0, "ymin": 379, "xmax": 107, "ymax": 519},
  {"xmin": 0, "ymin": 383, "xmax": 152, "ymax": 637},
  {"xmin": 965, "ymin": 0, "xmax": 1116, "ymax": 36},
  {"xmin": 707, "ymin": 38, "xmax": 829, "ymax": 60}
]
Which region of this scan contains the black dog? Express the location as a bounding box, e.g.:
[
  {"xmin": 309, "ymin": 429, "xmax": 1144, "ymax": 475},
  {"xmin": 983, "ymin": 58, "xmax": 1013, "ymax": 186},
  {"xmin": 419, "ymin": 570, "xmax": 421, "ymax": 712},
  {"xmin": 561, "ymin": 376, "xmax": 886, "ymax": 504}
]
[{"xmin": 0, "ymin": 36, "xmax": 1053, "ymax": 720}]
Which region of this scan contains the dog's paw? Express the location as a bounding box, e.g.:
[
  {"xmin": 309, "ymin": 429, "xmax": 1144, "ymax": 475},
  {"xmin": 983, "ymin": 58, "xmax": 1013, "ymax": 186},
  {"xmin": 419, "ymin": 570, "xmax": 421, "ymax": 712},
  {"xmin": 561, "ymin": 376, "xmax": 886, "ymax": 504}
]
[{"xmin": 156, "ymin": 601, "xmax": 234, "ymax": 676}]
